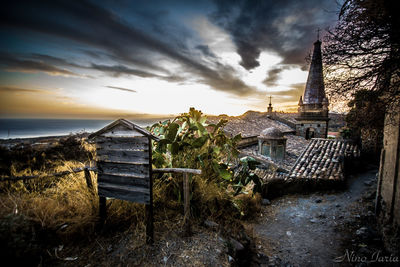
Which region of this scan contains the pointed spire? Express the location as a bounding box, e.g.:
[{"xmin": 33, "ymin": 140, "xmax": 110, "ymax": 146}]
[
  {"xmin": 267, "ymin": 95, "xmax": 273, "ymax": 114},
  {"xmin": 302, "ymin": 39, "xmax": 326, "ymax": 105}
]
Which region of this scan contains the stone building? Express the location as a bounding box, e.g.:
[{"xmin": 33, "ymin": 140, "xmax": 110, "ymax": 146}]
[
  {"xmin": 296, "ymin": 39, "xmax": 329, "ymax": 139},
  {"xmin": 258, "ymin": 127, "xmax": 287, "ymax": 161}
]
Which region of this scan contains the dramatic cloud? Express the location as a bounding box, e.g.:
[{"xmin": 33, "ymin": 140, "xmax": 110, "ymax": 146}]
[
  {"xmin": 210, "ymin": 0, "xmax": 338, "ymax": 70},
  {"xmin": 0, "ymin": 0, "xmax": 340, "ymax": 117},
  {"xmin": 1, "ymin": 0, "xmax": 263, "ymax": 97},
  {"xmin": 0, "ymin": 86, "xmax": 53, "ymax": 94},
  {"xmin": 92, "ymin": 64, "xmax": 160, "ymax": 78},
  {"xmin": 0, "ymin": 53, "xmax": 80, "ymax": 77},
  {"xmin": 105, "ymin": 86, "xmax": 137, "ymax": 93},
  {"xmin": 195, "ymin": 45, "xmax": 216, "ymax": 58}
]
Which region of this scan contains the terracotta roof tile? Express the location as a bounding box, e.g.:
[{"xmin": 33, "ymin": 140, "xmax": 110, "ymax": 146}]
[{"xmin": 288, "ymin": 138, "xmax": 360, "ymax": 180}]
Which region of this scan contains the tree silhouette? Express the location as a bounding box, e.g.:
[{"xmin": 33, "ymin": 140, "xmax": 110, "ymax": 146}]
[{"xmin": 323, "ymin": 0, "xmax": 400, "ymax": 108}]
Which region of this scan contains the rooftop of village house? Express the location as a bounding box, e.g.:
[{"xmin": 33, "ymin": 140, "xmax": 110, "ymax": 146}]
[
  {"xmin": 207, "ymin": 110, "xmax": 357, "ymax": 183},
  {"xmin": 207, "ymin": 111, "xmax": 295, "ymax": 138}
]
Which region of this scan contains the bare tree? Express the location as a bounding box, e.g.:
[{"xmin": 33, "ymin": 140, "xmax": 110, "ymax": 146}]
[{"xmin": 323, "ymin": 0, "xmax": 400, "ymax": 108}]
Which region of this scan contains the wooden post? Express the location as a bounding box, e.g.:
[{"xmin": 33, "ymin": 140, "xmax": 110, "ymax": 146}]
[
  {"xmin": 84, "ymin": 168, "xmax": 93, "ymax": 190},
  {"xmin": 99, "ymin": 196, "xmax": 107, "ymax": 227},
  {"xmin": 183, "ymin": 173, "xmax": 191, "ymax": 236},
  {"xmin": 146, "ymin": 138, "xmax": 154, "ymax": 244}
]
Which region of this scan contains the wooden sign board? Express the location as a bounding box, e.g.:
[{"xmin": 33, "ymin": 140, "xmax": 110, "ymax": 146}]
[
  {"xmin": 89, "ymin": 119, "xmax": 158, "ymax": 244},
  {"xmin": 96, "ymin": 135, "xmax": 151, "ymax": 204}
]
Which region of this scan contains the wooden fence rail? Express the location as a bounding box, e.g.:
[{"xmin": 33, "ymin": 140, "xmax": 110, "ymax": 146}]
[
  {"xmin": 0, "ymin": 166, "xmax": 97, "ymax": 182},
  {"xmin": 0, "ymin": 165, "xmax": 201, "ymax": 237}
]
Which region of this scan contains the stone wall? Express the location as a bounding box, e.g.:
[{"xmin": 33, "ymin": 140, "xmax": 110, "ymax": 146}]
[
  {"xmin": 376, "ymin": 105, "xmax": 400, "ymax": 254},
  {"xmin": 295, "ymin": 120, "xmax": 328, "ymax": 139}
]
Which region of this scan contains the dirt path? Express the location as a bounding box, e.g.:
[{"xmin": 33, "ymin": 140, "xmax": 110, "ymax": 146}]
[{"xmin": 251, "ymin": 166, "xmax": 379, "ymax": 266}]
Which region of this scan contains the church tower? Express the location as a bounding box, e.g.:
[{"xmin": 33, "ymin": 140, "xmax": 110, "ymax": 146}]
[
  {"xmin": 295, "ymin": 38, "xmax": 329, "ymax": 139},
  {"xmin": 267, "ymin": 96, "xmax": 273, "ymax": 115}
]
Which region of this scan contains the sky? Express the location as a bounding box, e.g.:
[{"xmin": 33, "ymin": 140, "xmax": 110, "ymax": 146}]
[{"xmin": 0, "ymin": 0, "xmax": 340, "ymax": 118}]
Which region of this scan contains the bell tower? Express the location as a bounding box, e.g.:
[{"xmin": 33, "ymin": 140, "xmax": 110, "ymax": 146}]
[
  {"xmin": 296, "ymin": 37, "xmax": 329, "ymax": 139},
  {"xmin": 267, "ymin": 96, "xmax": 273, "ymax": 115}
]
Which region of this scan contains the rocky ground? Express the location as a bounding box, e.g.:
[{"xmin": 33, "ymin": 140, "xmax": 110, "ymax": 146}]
[
  {"xmin": 249, "ymin": 164, "xmax": 399, "ymax": 266},
  {"xmin": 43, "ymin": 164, "xmax": 400, "ymax": 267}
]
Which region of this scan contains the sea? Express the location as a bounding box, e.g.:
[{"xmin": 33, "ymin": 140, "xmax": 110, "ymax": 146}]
[{"xmin": 0, "ymin": 118, "xmax": 170, "ymax": 139}]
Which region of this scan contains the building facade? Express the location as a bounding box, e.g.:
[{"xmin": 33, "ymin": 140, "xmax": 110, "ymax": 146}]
[
  {"xmin": 296, "ymin": 39, "xmax": 329, "ymax": 139},
  {"xmin": 258, "ymin": 127, "xmax": 287, "ymax": 161}
]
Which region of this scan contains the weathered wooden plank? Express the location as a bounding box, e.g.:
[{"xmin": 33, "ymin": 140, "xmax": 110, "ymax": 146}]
[
  {"xmin": 97, "ymin": 157, "xmax": 149, "ymax": 165},
  {"xmin": 98, "ymin": 161, "xmax": 149, "ymax": 176},
  {"xmin": 88, "ymin": 119, "xmax": 158, "ymax": 140},
  {"xmin": 98, "ymin": 173, "xmax": 149, "ymax": 188},
  {"xmin": 94, "ymin": 136, "xmax": 149, "ymax": 150},
  {"xmin": 100, "ymin": 125, "xmax": 145, "ymax": 137},
  {"xmin": 98, "ymin": 184, "xmax": 150, "ymax": 204},
  {"xmin": 98, "ymin": 182, "xmax": 149, "ymax": 194},
  {"xmin": 97, "ymin": 149, "xmax": 149, "ymax": 163}
]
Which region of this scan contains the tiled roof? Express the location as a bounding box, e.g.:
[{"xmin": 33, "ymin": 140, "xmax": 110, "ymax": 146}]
[
  {"xmin": 253, "ymin": 168, "xmax": 288, "ymax": 181},
  {"xmin": 288, "ymin": 138, "xmax": 360, "ymax": 180},
  {"xmin": 207, "ymin": 111, "xmax": 294, "ymax": 138}
]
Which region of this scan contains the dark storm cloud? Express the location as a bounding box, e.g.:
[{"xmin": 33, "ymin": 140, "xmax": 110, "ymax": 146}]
[
  {"xmin": 105, "ymin": 86, "xmax": 137, "ymax": 93},
  {"xmin": 91, "ymin": 64, "xmax": 160, "ymax": 78},
  {"xmin": 0, "ymin": 53, "xmax": 80, "ymax": 77},
  {"xmin": 211, "ymin": 0, "xmax": 338, "ymax": 70},
  {"xmin": 0, "ymin": 0, "xmax": 259, "ymax": 97},
  {"xmin": 195, "ymin": 45, "xmax": 216, "ymax": 58}
]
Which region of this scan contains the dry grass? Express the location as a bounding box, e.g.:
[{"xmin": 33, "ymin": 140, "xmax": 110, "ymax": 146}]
[{"xmin": 0, "ymin": 136, "xmax": 262, "ymax": 266}]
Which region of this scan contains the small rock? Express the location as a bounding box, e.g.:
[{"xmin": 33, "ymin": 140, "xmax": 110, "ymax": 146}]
[
  {"xmin": 204, "ymin": 220, "xmax": 219, "ymax": 229},
  {"xmin": 315, "ymin": 198, "xmax": 322, "ymax": 203},
  {"xmin": 356, "ymin": 227, "xmax": 369, "ymax": 238},
  {"xmin": 310, "ymin": 219, "xmax": 318, "ymax": 223},
  {"xmin": 286, "ymin": 231, "xmax": 292, "ymax": 236},
  {"xmin": 262, "ymin": 198, "xmax": 271, "ymax": 205}
]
